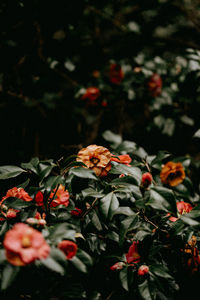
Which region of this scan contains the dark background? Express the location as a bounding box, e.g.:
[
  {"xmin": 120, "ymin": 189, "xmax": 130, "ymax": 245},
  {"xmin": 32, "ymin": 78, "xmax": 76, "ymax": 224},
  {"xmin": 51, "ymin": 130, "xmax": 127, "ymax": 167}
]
[{"xmin": 0, "ymin": 0, "xmax": 200, "ymax": 165}]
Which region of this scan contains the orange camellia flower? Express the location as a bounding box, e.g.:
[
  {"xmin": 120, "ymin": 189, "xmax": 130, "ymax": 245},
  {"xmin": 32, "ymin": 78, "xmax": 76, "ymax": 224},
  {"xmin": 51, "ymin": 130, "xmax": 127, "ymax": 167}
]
[
  {"xmin": 76, "ymin": 144, "xmax": 112, "ymax": 177},
  {"xmin": 81, "ymin": 87, "xmax": 100, "ymax": 102},
  {"xmin": 148, "ymin": 73, "xmax": 162, "ymax": 97},
  {"xmin": 109, "ymin": 63, "xmax": 124, "ymax": 84},
  {"xmin": 3, "ymin": 223, "xmax": 50, "ymax": 266},
  {"xmin": 49, "ymin": 184, "xmax": 70, "ymax": 208},
  {"xmin": 160, "ymin": 161, "xmax": 185, "ymax": 187},
  {"xmin": 0, "ymin": 187, "xmax": 33, "ymax": 220},
  {"xmin": 126, "ymin": 241, "xmax": 141, "ymax": 264},
  {"xmin": 2, "ymin": 187, "xmax": 32, "ymax": 202},
  {"xmin": 111, "ymin": 154, "xmax": 132, "ymax": 166},
  {"xmin": 58, "ymin": 240, "xmax": 78, "ymax": 259}
]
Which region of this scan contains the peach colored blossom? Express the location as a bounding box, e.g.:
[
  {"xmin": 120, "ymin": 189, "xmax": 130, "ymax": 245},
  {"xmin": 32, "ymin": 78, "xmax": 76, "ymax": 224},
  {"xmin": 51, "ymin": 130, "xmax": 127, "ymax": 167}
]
[{"xmin": 77, "ymin": 144, "xmax": 112, "ymax": 177}]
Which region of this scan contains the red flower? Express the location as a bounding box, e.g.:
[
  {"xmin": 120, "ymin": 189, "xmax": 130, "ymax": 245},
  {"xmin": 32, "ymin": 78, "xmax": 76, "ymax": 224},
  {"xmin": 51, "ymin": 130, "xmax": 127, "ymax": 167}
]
[
  {"xmin": 35, "ymin": 191, "xmax": 44, "ymax": 207},
  {"xmin": 126, "ymin": 241, "xmax": 141, "ymax": 264},
  {"xmin": 70, "ymin": 208, "xmax": 83, "ymax": 217},
  {"xmin": 148, "ymin": 73, "xmax": 162, "ymax": 97},
  {"xmin": 3, "ymin": 223, "xmax": 50, "ymax": 266},
  {"xmin": 138, "ymin": 265, "xmax": 149, "ymax": 276},
  {"xmin": 0, "ymin": 187, "xmax": 33, "ymax": 219},
  {"xmin": 49, "ymin": 185, "xmax": 70, "ymax": 208},
  {"xmin": 168, "ymin": 201, "xmax": 193, "ymax": 222},
  {"xmin": 58, "ymin": 240, "xmax": 78, "ymax": 259},
  {"xmin": 141, "ymin": 172, "xmax": 153, "ymax": 188},
  {"xmin": 177, "ymin": 201, "xmax": 193, "ymax": 214},
  {"xmin": 81, "ymin": 87, "xmax": 100, "ymax": 102},
  {"xmin": 2, "ymin": 187, "xmax": 32, "ymax": 202},
  {"xmin": 111, "ymin": 154, "xmax": 132, "ymax": 166},
  {"xmin": 110, "ymin": 262, "xmax": 125, "ymax": 270},
  {"xmin": 109, "ymin": 64, "xmax": 124, "ymax": 84}
]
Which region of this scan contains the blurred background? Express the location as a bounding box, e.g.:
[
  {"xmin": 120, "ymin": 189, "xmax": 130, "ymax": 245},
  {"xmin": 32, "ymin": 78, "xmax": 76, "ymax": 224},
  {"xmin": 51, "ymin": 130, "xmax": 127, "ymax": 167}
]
[{"xmin": 0, "ymin": 0, "xmax": 200, "ymax": 164}]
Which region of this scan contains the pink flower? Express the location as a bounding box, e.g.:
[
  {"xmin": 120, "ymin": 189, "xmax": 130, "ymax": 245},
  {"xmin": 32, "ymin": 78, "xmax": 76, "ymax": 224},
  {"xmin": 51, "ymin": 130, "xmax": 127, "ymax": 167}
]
[
  {"xmin": 126, "ymin": 241, "xmax": 141, "ymax": 264},
  {"xmin": 49, "ymin": 185, "xmax": 70, "ymax": 208},
  {"xmin": 110, "ymin": 262, "xmax": 125, "ymax": 270},
  {"xmin": 3, "ymin": 223, "xmax": 50, "ymax": 266},
  {"xmin": 138, "ymin": 265, "xmax": 149, "ymax": 276},
  {"xmin": 141, "ymin": 172, "xmax": 153, "ymax": 188},
  {"xmin": 111, "ymin": 154, "xmax": 132, "ymax": 166},
  {"xmin": 58, "ymin": 240, "xmax": 78, "ymax": 259}
]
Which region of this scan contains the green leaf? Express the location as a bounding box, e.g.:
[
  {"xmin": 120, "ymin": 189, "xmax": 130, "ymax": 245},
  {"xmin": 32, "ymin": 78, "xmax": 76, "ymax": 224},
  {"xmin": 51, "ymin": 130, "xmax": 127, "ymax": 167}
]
[
  {"xmin": 82, "ymin": 188, "xmax": 104, "ymax": 198},
  {"xmin": 138, "ymin": 279, "xmax": 152, "ymax": 300},
  {"xmin": 119, "ymin": 267, "xmax": 129, "ymax": 291},
  {"xmin": 146, "ymin": 187, "xmax": 177, "ymax": 213},
  {"xmin": 44, "ymin": 175, "xmax": 64, "ymax": 192},
  {"xmin": 70, "ymin": 256, "xmax": 87, "ymax": 273},
  {"xmin": 151, "ymin": 151, "xmax": 171, "ymax": 167},
  {"xmin": 110, "ymin": 175, "xmax": 139, "ymax": 186},
  {"xmin": 69, "ymin": 167, "xmax": 97, "ymax": 180},
  {"xmin": 90, "ymin": 210, "xmax": 103, "ymax": 231},
  {"xmin": 17, "ymin": 179, "xmax": 30, "ymax": 189},
  {"xmin": 49, "ymin": 223, "xmax": 76, "ymax": 243},
  {"xmin": 112, "ymin": 206, "xmax": 135, "ymax": 217},
  {"xmin": 119, "ymin": 214, "xmax": 139, "ymax": 245},
  {"xmin": 40, "ymin": 257, "xmax": 65, "ymax": 275},
  {"xmin": 150, "ymin": 264, "xmax": 173, "ymax": 279},
  {"xmin": 99, "ymin": 192, "xmax": 119, "ymax": 221},
  {"xmin": 180, "ymin": 215, "xmax": 200, "ymax": 226},
  {"xmin": 76, "ymin": 249, "xmax": 93, "ymax": 267},
  {"xmin": 102, "ymin": 130, "xmax": 122, "ymax": 147},
  {"xmin": 110, "ymin": 165, "xmax": 142, "ymax": 185},
  {"xmin": 0, "ymin": 165, "xmax": 26, "ymax": 180},
  {"xmin": 1, "ymin": 264, "xmax": 20, "ymax": 290},
  {"xmin": 2, "ymin": 197, "xmax": 34, "ymax": 209},
  {"xmin": 193, "ymin": 128, "xmax": 200, "ymax": 138}
]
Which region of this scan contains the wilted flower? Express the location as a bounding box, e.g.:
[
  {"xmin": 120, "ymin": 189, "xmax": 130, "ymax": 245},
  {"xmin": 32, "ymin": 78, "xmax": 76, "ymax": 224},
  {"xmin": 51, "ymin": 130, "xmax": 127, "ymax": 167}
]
[
  {"xmin": 49, "ymin": 185, "xmax": 70, "ymax": 208},
  {"xmin": 140, "ymin": 172, "xmax": 153, "ymax": 188},
  {"xmin": 58, "ymin": 240, "xmax": 78, "ymax": 259},
  {"xmin": 81, "ymin": 87, "xmax": 100, "ymax": 102},
  {"xmin": 148, "ymin": 73, "xmax": 162, "ymax": 97},
  {"xmin": 3, "ymin": 223, "xmax": 50, "ymax": 266},
  {"xmin": 110, "ymin": 262, "xmax": 125, "ymax": 270},
  {"xmin": 126, "ymin": 241, "xmax": 141, "ymax": 264},
  {"xmin": 138, "ymin": 265, "xmax": 149, "ymax": 276},
  {"xmin": 76, "ymin": 144, "xmax": 112, "ymax": 176},
  {"xmin": 111, "ymin": 154, "xmax": 132, "ymax": 166},
  {"xmin": 109, "ymin": 64, "xmax": 124, "ymax": 84},
  {"xmin": 160, "ymin": 161, "xmax": 185, "ymax": 187}
]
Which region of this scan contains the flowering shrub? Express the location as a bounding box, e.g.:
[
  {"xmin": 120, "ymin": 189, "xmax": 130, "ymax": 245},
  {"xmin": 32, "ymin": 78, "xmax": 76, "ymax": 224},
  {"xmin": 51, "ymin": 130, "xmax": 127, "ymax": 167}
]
[{"xmin": 0, "ymin": 131, "xmax": 200, "ymax": 299}]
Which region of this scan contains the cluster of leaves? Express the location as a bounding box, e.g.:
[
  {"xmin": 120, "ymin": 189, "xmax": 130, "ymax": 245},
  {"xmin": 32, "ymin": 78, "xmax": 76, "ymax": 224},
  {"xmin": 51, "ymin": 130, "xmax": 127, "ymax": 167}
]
[{"xmin": 0, "ymin": 131, "xmax": 200, "ymax": 299}]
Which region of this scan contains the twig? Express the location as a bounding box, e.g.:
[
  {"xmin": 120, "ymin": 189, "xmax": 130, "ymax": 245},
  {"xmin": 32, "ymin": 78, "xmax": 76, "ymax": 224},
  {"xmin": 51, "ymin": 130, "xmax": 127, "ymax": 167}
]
[{"xmin": 81, "ymin": 197, "xmax": 99, "ymax": 219}]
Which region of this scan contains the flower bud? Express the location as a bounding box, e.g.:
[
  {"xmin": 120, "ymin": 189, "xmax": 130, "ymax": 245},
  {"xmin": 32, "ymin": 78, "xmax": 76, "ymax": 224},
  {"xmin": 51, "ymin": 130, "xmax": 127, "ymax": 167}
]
[
  {"xmin": 110, "ymin": 262, "xmax": 125, "ymax": 270},
  {"xmin": 138, "ymin": 265, "xmax": 149, "ymax": 276},
  {"xmin": 141, "ymin": 172, "xmax": 152, "ymax": 188}
]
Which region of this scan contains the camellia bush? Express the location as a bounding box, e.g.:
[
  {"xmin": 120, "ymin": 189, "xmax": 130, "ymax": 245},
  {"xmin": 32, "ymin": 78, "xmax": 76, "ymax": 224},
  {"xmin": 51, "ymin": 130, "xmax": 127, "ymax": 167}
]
[{"xmin": 0, "ymin": 131, "xmax": 200, "ymax": 299}]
